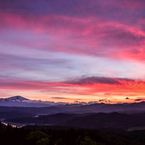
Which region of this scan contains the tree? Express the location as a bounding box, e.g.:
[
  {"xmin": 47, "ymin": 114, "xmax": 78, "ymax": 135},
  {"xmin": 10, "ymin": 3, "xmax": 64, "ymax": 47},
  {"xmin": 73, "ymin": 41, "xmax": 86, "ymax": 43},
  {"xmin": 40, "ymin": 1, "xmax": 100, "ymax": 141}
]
[
  {"xmin": 54, "ymin": 138, "xmax": 65, "ymax": 145},
  {"xmin": 27, "ymin": 131, "xmax": 49, "ymax": 145},
  {"xmin": 80, "ymin": 136, "xmax": 106, "ymax": 145},
  {"xmin": 36, "ymin": 137, "xmax": 49, "ymax": 145},
  {"xmin": 80, "ymin": 136, "xmax": 97, "ymax": 145},
  {"xmin": 0, "ymin": 121, "xmax": 2, "ymax": 130}
]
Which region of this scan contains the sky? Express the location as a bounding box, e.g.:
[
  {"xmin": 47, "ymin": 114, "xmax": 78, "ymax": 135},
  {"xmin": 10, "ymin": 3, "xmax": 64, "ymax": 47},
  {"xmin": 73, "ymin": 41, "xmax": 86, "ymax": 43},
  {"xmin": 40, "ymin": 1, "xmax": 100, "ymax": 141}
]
[{"xmin": 1, "ymin": 0, "xmax": 145, "ymax": 103}]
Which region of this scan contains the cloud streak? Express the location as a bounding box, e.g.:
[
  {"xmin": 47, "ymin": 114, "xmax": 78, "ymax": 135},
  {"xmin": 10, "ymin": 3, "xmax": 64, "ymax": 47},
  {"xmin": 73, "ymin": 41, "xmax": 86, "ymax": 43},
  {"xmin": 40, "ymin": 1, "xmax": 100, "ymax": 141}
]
[{"xmin": 1, "ymin": 77, "xmax": 145, "ymax": 99}]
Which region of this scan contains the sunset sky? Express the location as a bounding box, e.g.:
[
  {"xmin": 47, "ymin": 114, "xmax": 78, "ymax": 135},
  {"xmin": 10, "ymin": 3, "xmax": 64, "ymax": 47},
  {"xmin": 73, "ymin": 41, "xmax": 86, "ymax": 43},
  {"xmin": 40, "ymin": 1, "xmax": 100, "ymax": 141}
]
[{"xmin": 1, "ymin": 0, "xmax": 145, "ymax": 103}]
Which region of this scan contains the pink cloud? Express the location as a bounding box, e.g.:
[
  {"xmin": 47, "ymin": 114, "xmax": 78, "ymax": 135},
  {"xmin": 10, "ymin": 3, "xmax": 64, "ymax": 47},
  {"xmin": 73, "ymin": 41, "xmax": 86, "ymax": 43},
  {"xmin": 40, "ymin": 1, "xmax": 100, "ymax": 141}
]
[
  {"xmin": 1, "ymin": 0, "xmax": 145, "ymax": 65},
  {"xmin": 1, "ymin": 77, "xmax": 145, "ymax": 99},
  {"xmin": 1, "ymin": 10, "xmax": 145, "ymax": 63}
]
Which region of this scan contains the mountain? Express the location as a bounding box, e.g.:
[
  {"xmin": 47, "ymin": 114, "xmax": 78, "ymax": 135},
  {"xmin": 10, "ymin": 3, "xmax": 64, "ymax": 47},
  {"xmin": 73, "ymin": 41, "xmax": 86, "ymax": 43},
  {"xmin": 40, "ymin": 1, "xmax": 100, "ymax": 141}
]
[
  {"xmin": 0, "ymin": 96, "xmax": 29, "ymax": 102},
  {"xmin": 63, "ymin": 112, "xmax": 145, "ymax": 129},
  {"xmin": 4, "ymin": 113, "xmax": 81, "ymax": 125},
  {"xmin": 0, "ymin": 96, "xmax": 61, "ymax": 107},
  {"xmin": 4, "ymin": 112, "xmax": 145, "ymax": 130},
  {"xmin": 1, "ymin": 96, "xmax": 145, "ymax": 129}
]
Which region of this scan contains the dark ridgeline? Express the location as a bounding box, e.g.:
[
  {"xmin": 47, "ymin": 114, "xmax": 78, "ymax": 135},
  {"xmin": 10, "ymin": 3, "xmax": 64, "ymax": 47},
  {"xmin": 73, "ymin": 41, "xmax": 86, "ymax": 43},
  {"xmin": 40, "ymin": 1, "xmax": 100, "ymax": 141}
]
[{"xmin": 3, "ymin": 112, "xmax": 145, "ymax": 130}]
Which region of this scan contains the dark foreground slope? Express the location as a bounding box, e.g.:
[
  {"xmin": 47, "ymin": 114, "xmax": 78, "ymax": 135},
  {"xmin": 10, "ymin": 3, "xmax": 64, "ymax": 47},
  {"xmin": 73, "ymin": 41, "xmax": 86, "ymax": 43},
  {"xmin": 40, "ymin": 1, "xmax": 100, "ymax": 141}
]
[{"xmin": 1, "ymin": 122, "xmax": 145, "ymax": 145}]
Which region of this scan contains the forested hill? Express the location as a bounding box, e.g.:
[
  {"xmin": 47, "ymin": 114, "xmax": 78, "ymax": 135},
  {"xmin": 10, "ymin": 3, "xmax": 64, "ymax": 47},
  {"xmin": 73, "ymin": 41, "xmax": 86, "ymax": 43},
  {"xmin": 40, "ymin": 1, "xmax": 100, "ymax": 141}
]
[
  {"xmin": 1, "ymin": 122, "xmax": 145, "ymax": 145},
  {"xmin": 4, "ymin": 112, "xmax": 145, "ymax": 130}
]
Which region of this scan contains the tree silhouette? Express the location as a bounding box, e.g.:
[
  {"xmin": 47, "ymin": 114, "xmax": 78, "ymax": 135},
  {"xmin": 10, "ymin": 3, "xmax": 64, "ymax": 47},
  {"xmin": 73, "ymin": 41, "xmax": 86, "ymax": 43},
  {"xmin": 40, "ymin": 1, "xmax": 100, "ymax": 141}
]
[{"xmin": 27, "ymin": 131, "xmax": 49, "ymax": 145}]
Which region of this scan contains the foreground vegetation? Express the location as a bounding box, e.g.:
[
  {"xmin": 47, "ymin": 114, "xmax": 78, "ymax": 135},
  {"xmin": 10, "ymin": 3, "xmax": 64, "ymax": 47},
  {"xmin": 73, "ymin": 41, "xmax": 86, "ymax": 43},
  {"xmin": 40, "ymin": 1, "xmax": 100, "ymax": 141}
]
[{"xmin": 0, "ymin": 122, "xmax": 145, "ymax": 145}]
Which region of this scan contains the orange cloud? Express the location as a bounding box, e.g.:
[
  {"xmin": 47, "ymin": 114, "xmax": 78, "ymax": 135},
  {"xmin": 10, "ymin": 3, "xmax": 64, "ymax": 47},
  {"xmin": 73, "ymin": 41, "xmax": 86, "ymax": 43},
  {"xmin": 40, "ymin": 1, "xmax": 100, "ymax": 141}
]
[{"xmin": 1, "ymin": 77, "xmax": 145, "ymax": 98}]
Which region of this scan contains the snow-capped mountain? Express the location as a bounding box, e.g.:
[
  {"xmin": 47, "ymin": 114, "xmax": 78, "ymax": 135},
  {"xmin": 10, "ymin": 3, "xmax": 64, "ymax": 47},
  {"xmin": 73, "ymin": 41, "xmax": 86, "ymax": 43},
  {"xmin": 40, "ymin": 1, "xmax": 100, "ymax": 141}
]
[
  {"xmin": 0, "ymin": 96, "xmax": 66, "ymax": 107},
  {"xmin": 0, "ymin": 96, "xmax": 29, "ymax": 102}
]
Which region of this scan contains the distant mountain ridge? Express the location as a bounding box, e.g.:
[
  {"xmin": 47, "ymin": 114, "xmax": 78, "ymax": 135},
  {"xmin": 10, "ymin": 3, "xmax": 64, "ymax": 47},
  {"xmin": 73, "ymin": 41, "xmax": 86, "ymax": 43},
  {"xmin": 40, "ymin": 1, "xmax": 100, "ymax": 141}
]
[
  {"xmin": 1, "ymin": 96, "xmax": 145, "ymax": 115},
  {"xmin": 4, "ymin": 112, "xmax": 145, "ymax": 129}
]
